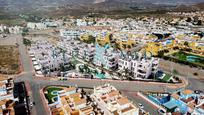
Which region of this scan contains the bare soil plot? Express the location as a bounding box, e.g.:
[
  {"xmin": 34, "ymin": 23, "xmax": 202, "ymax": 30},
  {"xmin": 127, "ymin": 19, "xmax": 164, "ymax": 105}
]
[{"xmin": 0, "ymin": 45, "xmax": 20, "ymax": 74}]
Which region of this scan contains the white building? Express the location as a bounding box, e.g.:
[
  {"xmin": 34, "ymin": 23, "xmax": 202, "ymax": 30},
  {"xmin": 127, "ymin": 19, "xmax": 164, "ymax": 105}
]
[
  {"xmin": 93, "ymin": 44, "xmax": 118, "ymax": 70},
  {"xmin": 29, "ymin": 40, "xmax": 70, "ymax": 74},
  {"xmin": 91, "ymin": 84, "xmax": 139, "ymax": 115},
  {"xmin": 0, "ymin": 77, "xmax": 14, "ymax": 101},
  {"xmin": 27, "ymin": 22, "xmax": 47, "ymax": 30},
  {"xmin": 78, "ymin": 44, "xmax": 95, "ymax": 62},
  {"xmin": 118, "ymin": 53, "xmax": 159, "ymax": 79},
  {"xmin": 59, "ymin": 29, "xmax": 81, "ymax": 39}
]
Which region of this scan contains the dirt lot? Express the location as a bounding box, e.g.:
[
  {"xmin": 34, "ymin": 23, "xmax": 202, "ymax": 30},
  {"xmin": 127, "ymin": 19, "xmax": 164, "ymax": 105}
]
[
  {"xmin": 26, "ymin": 29, "xmax": 60, "ymax": 45},
  {"xmin": 0, "ymin": 45, "xmax": 20, "ymax": 74},
  {"xmin": 159, "ymin": 59, "xmax": 204, "ymax": 79}
]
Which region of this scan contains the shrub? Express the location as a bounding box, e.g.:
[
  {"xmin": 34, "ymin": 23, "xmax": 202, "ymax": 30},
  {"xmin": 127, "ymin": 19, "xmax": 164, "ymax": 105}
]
[{"xmin": 193, "ymin": 72, "xmax": 198, "ymax": 76}]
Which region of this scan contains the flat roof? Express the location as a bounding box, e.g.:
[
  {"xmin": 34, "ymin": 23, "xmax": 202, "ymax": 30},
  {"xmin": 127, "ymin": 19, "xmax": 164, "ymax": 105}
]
[{"xmin": 163, "ymin": 100, "xmax": 177, "ymax": 109}]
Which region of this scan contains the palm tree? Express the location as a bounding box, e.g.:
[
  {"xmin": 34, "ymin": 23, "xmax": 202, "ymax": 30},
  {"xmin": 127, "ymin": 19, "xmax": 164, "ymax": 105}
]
[
  {"xmin": 184, "ymin": 41, "xmax": 189, "ymax": 47},
  {"xmin": 114, "ymin": 43, "xmax": 120, "ymax": 50},
  {"xmin": 122, "ymin": 44, "xmax": 127, "ymax": 49},
  {"xmin": 79, "ymin": 66, "xmax": 84, "ymax": 73}
]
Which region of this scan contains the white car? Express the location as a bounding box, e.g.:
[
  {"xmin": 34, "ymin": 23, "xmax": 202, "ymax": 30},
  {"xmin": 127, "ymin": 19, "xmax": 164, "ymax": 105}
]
[
  {"xmin": 138, "ymin": 103, "xmax": 144, "ymax": 109},
  {"xmin": 30, "ymin": 102, "xmax": 33, "ymax": 107}
]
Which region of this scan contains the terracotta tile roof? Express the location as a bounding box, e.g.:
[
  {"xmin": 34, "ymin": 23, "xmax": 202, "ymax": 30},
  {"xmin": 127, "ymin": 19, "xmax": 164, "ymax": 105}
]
[
  {"xmin": 0, "ymin": 100, "xmax": 7, "ymax": 106},
  {"xmin": 69, "ymin": 93, "xmax": 80, "ymax": 98},
  {"xmin": 113, "ymin": 110, "xmax": 119, "ymax": 115},
  {"xmin": 71, "ymin": 110, "xmax": 80, "ymax": 115},
  {"xmin": 0, "ymin": 76, "xmax": 8, "ymax": 81},
  {"xmin": 64, "ymin": 87, "xmax": 76, "ymax": 92},
  {"xmin": 172, "ymin": 111, "xmax": 182, "ymax": 115},
  {"xmin": 52, "ymin": 108, "xmax": 64, "ymax": 115},
  {"xmin": 0, "ymin": 82, "xmax": 5, "ymax": 87},
  {"xmin": 108, "ymin": 91, "xmax": 119, "ymax": 98},
  {"xmin": 181, "ymin": 97, "xmax": 194, "ymax": 103},
  {"xmin": 74, "ymin": 99, "xmax": 86, "ymax": 106},
  {"xmin": 61, "ymin": 97, "xmax": 68, "ymax": 105},
  {"xmin": 182, "ymin": 90, "xmax": 193, "ymax": 95},
  {"xmin": 121, "ymin": 105, "xmax": 135, "ymax": 113},
  {"xmin": 117, "ymin": 97, "xmax": 130, "ymax": 105},
  {"xmin": 187, "ymin": 102, "xmax": 196, "ymax": 110},
  {"xmin": 80, "ymin": 106, "xmax": 93, "ymax": 114},
  {"xmin": 171, "ymin": 93, "xmax": 180, "ymax": 100}
]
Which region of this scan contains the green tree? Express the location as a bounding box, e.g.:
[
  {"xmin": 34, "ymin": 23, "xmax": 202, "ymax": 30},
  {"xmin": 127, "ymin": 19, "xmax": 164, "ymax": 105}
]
[
  {"xmin": 158, "ymin": 50, "xmax": 164, "ymax": 57},
  {"xmin": 184, "ymin": 41, "xmax": 189, "ymax": 47}
]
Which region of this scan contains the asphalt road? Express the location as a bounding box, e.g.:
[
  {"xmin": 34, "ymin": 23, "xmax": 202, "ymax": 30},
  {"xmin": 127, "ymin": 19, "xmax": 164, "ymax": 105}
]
[
  {"xmin": 187, "ymin": 78, "xmax": 204, "ymax": 92},
  {"xmin": 13, "ymin": 35, "xmax": 203, "ymax": 115},
  {"xmin": 122, "ymin": 91, "xmax": 159, "ymax": 115},
  {"xmin": 15, "ymin": 36, "xmax": 46, "ymax": 115}
]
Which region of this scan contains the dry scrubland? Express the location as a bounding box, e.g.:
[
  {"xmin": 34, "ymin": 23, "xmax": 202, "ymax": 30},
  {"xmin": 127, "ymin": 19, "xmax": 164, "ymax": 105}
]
[{"xmin": 0, "ymin": 45, "xmax": 20, "ymax": 74}]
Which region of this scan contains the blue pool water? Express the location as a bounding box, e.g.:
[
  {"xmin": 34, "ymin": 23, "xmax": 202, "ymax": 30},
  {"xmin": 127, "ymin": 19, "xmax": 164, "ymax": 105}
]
[
  {"xmin": 53, "ymin": 97, "xmax": 58, "ymax": 101},
  {"xmin": 186, "ymin": 56, "xmax": 200, "ymax": 62},
  {"xmin": 52, "ymin": 91, "xmax": 58, "ymax": 95}
]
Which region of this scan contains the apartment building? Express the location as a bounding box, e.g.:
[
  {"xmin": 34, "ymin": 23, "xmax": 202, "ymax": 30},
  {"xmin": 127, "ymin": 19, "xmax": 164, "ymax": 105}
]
[
  {"xmin": 27, "ymin": 22, "xmax": 47, "ymax": 30},
  {"xmin": 60, "ymin": 29, "xmax": 82, "ymax": 39},
  {"xmin": 118, "ymin": 53, "xmax": 159, "ymax": 79},
  {"xmin": 29, "ymin": 40, "xmax": 70, "ymax": 75},
  {"xmin": 78, "ymin": 44, "xmax": 95, "ymax": 62},
  {"xmin": 93, "ymin": 44, "xmax": 117, "ymax": 70}
]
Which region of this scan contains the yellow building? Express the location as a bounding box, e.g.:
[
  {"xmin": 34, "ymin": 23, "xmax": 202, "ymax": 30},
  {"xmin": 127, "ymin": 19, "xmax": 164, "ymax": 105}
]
[
  {"xmin": 145, "ymin": 39, "xmax": 177, "ymax": 56},
  {"xmin": 79, "ymin": 33, "xmax": 95, "ymax": 44},
  {"xmin": 116, "ymin": 39, "xmax": 136, "ymax": 50},
  {"xmin": 112, "ymin": 33, "xmax": 136, "ymax": 50},
  {"xmin": 146, "ymin": 42, "xmax": 162, "ymax": 56},
  {"xmin": 96, "ymin": 33, "xmax": 111, "ymax": 46},
  {"xmin": 189, "ymin": 42, "xmax": 204, "ymax": 55}
]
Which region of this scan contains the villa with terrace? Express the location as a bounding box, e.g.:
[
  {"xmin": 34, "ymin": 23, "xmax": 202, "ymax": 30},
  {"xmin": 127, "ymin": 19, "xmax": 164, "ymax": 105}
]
[
  {"xmin": 44, "ymin": 86, "xmax": 97, "ymax": 115},
  {"xmin": 0, "ymin": 76, "xmax": 15, "ymax": 115},
  {"xmin": 91, "ymin": 84, "xmax": 139, "ymax": 115}
]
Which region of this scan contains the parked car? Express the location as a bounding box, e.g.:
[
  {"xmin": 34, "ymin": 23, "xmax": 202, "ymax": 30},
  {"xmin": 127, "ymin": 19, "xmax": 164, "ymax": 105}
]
[
  {"xmin": 157, "ymin": 109, "xmax": 166, "ymax": 115},
  {"xmin": 138, "ymin": 103, "xmax": 144, "ymax": 109},
  {"xmin": 194, "ymin": 90, "xmax": 203, "ymax": 94}
]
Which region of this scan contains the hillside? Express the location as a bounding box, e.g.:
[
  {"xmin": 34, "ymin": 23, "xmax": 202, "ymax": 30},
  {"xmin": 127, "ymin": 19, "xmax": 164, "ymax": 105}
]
[{"xmin": 0, "ymin": 0, "xmax": 204, "ymax": 19}]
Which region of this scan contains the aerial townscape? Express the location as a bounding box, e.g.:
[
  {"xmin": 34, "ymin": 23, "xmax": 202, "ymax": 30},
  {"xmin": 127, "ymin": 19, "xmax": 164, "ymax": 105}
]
[{"xmin": 0, "ymin": 0, "xmax": 204, "ymax": 115}]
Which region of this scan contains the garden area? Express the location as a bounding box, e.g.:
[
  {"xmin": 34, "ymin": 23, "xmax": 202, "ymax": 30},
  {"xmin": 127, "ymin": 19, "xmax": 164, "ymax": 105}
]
[
  {"xmin": 0, "ymin": 45, "xmax": 20, "ymax": 74},
  {"xmin": 154, "ymin": 70, "xmax": 180, "ymax": 83},
  {"xmin": 160, "ymin": 74, "xmax": 172, "ymax": 83},
  {"xmin": 76, "ymin": 64, "xmax": 110, "ymax": 79},
  {"xmin": 44, "ymin": 86, "xmax": 63, "ymax": 104},
  {"xmin": 171, "ymin": 51, "xmax": 204, "ymax": 68}
]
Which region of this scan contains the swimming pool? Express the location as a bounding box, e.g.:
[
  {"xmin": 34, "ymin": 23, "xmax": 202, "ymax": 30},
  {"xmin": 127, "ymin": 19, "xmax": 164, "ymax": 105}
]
[
  {"xmin": 186, "ymin": 56, "xmax": 200, "ymax": 62},
  {"xmin": 51, "ymin": 91, "xmax": 58, "ymax": 95}
]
